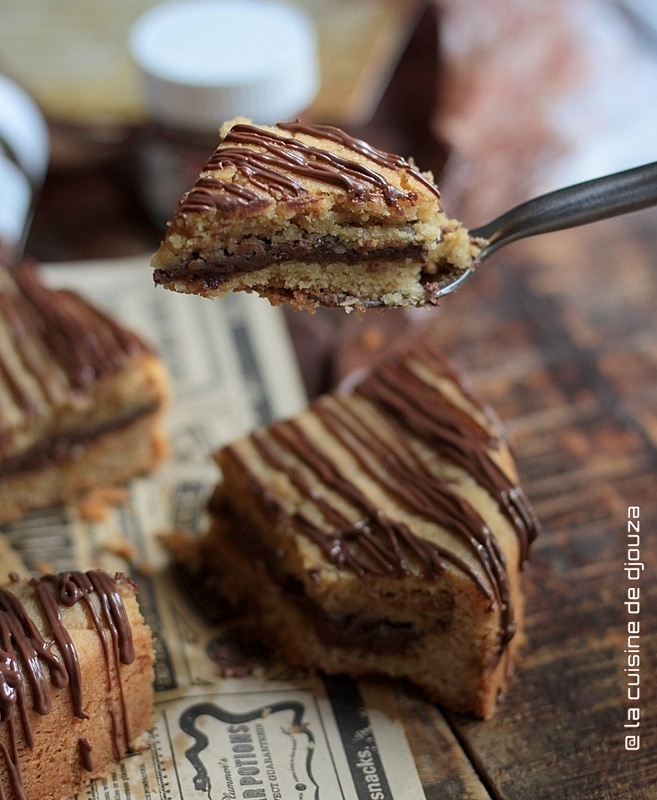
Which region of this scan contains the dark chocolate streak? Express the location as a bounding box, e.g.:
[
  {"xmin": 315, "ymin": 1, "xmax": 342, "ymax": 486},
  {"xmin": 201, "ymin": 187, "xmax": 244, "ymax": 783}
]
[
  {"xmin": 228, "ymin": 344, "xmax": 538, "ymax": 645},
  {"xmin": 0, "ymin": 571, "xmax": 136, "ymax": 799},
  {"xmin": 356, "ymin": 346, "xmax": 540, "ymax": 563},
  {"xmin": 153, "ymin": 237, "xmax": 425, "ymax": 287},
  {"xmin": 178, "ymin": 121, "xmax": 440, "ymax": 214},
  {"xmin": 78, "ymin": 737, "xmax": 95, "ymax": 772},
  {"xmin": 0, "ymin": 264, "xmax": 149, "ymax": 450}
]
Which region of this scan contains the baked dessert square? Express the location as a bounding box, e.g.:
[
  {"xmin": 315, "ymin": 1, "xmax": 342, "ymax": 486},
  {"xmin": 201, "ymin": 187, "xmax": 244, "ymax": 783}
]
[
  {"xmin": 151, "ymin": 119, "xmax": 481, "ymax": 311},
  {"xmin": 191, "ymin": 338, "xmax": 538, "ymax": 718},
  {"xmin": 0, "ymin": 261, "xmax": 169, "ymax": 524},
  {"xmin": 0, "ymin": 569, "xmax": 154, "ymax": 800}
]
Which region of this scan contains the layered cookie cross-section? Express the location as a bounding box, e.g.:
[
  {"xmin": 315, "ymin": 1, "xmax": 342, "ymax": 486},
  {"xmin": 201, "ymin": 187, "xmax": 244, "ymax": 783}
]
[
  {"xmin": 0, "ymin": 569, "xmax": 154, "ymax": 800},
  {"xmin": 151, "ymin": 119, "xmax": 481, "ymax": 311},
  {"xmin": 194, "ymin": 339, "xmax": 538, "ymax": 718},
  {"xmin": 0, "ymin": 262, "xmax": 169, "ymax": 523}
]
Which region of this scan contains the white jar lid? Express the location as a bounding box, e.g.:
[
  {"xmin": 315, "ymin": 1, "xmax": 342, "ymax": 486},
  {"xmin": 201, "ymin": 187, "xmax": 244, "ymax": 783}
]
[{"xmin": 129, "ymin": 0, "xmax": 320, "ymax": 132}]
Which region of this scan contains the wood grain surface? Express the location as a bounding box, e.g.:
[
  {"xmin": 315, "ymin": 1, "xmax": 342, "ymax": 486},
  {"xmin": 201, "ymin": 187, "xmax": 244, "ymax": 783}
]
[{"xmin": 394, "ymin": 213, "xmax": 657, "ymax": 798}]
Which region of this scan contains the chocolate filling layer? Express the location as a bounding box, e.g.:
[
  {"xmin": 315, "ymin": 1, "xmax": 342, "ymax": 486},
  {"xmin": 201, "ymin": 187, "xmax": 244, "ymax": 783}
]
[
  {"xmin": 153, "ymin": 235, "xmax": 426, "ymax": 288},
  {"xmin": 1, "ymin": 402, "xmax": 159, "ymax": 479},
  {"xmin": 282, "ymin": 574, "xmax": 436, "ymax": 652}
]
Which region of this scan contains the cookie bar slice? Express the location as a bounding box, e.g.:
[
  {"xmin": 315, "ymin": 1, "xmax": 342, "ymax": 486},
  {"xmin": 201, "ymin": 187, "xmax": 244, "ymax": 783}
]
[
  {"xmin": 0, "ymin": 570, "xmax": 154, "ymax": 800},
  {"xmin": 0, "ymin": 262, "xmax": 169, "ymax": 523},
  {"xmin": 197, "ymin": 338, "xmax": 538, "ymax": 718},
  {"xmin": 151, "ymin": 119, "xmax": 481, "ymax": 311}
]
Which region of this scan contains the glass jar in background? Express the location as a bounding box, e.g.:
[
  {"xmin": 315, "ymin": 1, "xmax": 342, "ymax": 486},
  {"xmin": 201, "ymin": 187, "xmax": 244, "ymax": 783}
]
[
  {"xmin": 129, "ymin": 0, "xmax": 320, "ymax": 228},
  {"xmin": 0, "ymin": 75, "xmax": 50, "ymax": 262}
]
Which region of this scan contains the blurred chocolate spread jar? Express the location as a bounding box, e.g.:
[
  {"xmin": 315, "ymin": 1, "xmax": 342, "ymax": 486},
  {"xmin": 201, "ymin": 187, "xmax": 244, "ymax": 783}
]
[
  {"xmin": 0, "ymin": 75, "xmax": 49, "ymax": 261},
  {"xmin": 129, "ymin": 0, "xmax": 320, "ymax": 227}
]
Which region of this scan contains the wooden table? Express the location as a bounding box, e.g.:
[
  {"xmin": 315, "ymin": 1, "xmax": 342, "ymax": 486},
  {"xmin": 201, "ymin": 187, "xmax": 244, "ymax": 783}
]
[
  {"xmin": 288, "ymin": 210, "xmax": 657, "ymax": 798},
  {"xmin": 394, "ymin": 215, "xmax": 657, "ymax": 798}
]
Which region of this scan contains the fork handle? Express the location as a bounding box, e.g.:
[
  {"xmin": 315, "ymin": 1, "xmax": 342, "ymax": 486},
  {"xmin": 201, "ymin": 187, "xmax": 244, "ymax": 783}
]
[{"xmin": 470, "ymin": 161, "xmax": 657, "ymax": 261}]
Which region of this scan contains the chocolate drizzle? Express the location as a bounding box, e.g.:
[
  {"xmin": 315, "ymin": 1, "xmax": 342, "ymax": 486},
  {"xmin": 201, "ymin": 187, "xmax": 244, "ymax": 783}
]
[
  {"xmin": 0, "ymin": 571, "xmax": 136, "ymax": 799},
  {"xmin": 78, "ymin": 737, "xmax": 94, "ymax": 772},
  {"xmin": 355, "ymin": 345, "xmax": 540, "ymax": 563},
  {"xmin": 179, "ymin": 121, "xmax": 441, "ymax": 214},
  {"xmin": 278, "ymin": 121, "xmax": 442, "ymax": 200},
  {"xmin": 226, "ymin": 341, "xmax": 539, "ymax": 646}
]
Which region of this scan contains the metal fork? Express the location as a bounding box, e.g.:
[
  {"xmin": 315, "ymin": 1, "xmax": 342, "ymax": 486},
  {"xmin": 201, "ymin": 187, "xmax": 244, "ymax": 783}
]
[{"xmin": 438, "ymin": 161, "xmax": 657, "ymax": 297}]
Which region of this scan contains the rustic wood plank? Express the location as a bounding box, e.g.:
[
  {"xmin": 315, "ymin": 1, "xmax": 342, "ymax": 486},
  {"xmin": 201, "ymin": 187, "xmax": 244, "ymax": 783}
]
[{"xmin": 397, "ymin": 693, "xmax": 492, "ymax": 799}]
